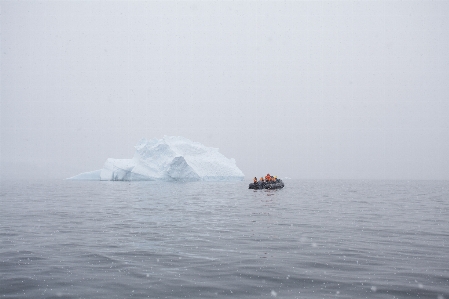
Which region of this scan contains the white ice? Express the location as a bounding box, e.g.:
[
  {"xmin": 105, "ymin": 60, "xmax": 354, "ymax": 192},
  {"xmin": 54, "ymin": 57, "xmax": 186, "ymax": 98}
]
[{"xmin": 67, "ymin": 136, "xmax": 245, "ymax": 181}]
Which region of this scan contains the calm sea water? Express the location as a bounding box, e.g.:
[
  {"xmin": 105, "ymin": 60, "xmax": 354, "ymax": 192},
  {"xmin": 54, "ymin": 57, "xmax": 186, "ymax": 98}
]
[{"xmin": 0, "ymin": 179, "xmax": 448, "ymax": 299}]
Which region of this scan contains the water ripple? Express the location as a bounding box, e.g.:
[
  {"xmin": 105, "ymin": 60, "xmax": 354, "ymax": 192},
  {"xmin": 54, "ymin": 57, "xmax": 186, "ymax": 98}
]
[{"xmin": 0, "ymin": 179, "xmax": 448, "ymax": 299}]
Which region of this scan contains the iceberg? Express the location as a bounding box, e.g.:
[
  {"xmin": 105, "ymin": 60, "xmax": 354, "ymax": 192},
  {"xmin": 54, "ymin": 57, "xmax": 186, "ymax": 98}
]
[{"xmin": 68, "ymin": 136, "xmax": 245, "ymax": 181}]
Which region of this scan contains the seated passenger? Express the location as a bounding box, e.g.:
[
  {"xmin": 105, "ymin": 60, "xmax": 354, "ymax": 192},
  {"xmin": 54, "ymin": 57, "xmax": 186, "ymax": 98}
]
[
  {"xmin": 259, "ymin": 177, "xmax": 264, "ymax": 182},
  {"xmin": 253, "ymin": 177, "xmax": 258, "ymax": 184},
  {"xmin": 265, "ymin": 173, "xmax": 271, "ymax": 182}
]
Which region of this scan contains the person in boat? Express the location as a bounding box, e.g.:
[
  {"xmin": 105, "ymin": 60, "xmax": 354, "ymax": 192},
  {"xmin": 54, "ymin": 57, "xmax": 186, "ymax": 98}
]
[
  {"xmin": 265, "ymin": 173, "xmax": 271, "ymax": 182},
  {"xmin": 259, "ymin": 177, "xmax": 264, "ymax": 182},
  {"xmin": 253, "ymin": 177, "xmax": 258, "ymax": 184}
]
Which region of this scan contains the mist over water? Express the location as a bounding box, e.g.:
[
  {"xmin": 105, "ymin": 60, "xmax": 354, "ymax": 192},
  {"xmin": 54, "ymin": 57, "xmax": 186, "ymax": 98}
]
[
  {"xmin": 2, "ymin": 1, "xmax": 449, "ymax": 181},
  {"xmin": 1, "ymin": 179, "xmax": 448, "ymax": 298}
]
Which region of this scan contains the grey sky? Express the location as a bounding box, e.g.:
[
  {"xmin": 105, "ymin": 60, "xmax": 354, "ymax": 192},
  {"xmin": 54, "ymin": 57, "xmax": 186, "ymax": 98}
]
[{"xmin": 1, "ymin": 1, "xmax": 448, "ymax": 180}]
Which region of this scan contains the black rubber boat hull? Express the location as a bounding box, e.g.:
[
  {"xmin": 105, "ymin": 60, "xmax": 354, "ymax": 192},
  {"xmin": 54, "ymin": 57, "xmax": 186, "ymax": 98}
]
[{"xmin": 249, "ymin": 180, "xmax": 284, "ymax": 190}]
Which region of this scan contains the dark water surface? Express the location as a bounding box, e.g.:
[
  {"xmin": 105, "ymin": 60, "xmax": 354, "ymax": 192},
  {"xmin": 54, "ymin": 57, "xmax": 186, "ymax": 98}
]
[{"xmin": 1, "ymin": 179, "xmax": 448, "ymax": 299}]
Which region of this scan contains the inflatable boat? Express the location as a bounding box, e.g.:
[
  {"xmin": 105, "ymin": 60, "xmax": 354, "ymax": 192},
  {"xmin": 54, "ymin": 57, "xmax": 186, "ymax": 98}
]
[{"xmin": 249, "ymin": 179, "xmax": 284, "ymax": 190}]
